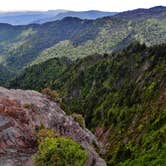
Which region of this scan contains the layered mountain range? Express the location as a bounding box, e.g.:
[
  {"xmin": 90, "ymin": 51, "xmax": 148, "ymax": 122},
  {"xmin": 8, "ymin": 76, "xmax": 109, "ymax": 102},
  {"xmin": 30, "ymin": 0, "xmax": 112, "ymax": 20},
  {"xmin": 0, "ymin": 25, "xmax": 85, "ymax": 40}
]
[
  {"xmin": 0, "ymin": 10, "xmax": 117, "ymax": 25},
  {"xmin": 0, "ymin": 6, "xmax": 166, "ymax": 79},
  {"xmin": 0, "ymin": 6, "xmax": 166, "ymax": 166}
]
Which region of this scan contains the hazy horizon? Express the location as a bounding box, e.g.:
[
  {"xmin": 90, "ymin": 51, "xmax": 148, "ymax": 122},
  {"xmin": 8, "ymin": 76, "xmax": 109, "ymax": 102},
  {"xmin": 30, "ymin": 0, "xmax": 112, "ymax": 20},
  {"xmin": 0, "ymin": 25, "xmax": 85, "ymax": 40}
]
[
  {"xmin": 0, "ymin": 0, "xmax": 165, "ymax": 12},
  {"xmin": 0, "ymin": 6, "xmax": 166, "ymax": 13}
]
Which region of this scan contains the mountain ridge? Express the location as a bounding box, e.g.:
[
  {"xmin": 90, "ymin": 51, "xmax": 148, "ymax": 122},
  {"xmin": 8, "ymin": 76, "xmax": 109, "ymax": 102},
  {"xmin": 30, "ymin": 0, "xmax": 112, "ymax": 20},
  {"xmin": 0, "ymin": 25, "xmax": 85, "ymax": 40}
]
[
  {"xmin": 0, "ymin": 10, "xmax": 117, "ymax": 25},
  {"xmin": 0, "ymin": 6, "xmax": 166, "ymax": 84},
  {"xmin": 34, "ymin": 10, "xmax": 117, "ymax": 24},
  {"xmin": 9, "ymin": 42, "xmax": 166, "ymax": 165}
]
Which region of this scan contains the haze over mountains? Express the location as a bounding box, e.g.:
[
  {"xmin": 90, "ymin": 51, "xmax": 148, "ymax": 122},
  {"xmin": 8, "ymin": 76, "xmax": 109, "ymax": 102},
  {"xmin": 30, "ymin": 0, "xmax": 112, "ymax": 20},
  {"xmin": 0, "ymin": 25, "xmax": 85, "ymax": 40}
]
[
  {"xmin": 0, "ymin": 6, "xmax": 165, "ymax": 26},
  {"xmin": 0, "ymin": 10, "xmax": 117, "ymax": 25}
]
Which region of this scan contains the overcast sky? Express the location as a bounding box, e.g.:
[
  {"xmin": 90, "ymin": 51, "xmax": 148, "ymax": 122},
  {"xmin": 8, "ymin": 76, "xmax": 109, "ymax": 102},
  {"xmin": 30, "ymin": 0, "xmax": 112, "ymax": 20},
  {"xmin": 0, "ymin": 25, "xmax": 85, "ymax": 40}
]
[{"xmin": 0, "ymin": 0, "xmax": 166, "ymax": 12}]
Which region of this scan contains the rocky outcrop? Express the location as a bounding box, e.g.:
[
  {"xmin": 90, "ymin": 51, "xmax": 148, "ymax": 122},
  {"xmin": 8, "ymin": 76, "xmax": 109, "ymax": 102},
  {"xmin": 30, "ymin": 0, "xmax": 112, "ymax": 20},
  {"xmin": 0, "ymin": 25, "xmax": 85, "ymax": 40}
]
[{"xmin": 0, "ymin": 87, "xmax": 106, "ymax": 166}]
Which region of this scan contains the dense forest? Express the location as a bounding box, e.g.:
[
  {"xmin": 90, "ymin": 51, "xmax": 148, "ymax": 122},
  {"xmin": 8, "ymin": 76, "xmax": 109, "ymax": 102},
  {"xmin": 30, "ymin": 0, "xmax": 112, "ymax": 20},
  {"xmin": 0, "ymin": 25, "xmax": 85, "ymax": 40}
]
[{"xmin": 9, "ymin": 42, "xmax": 166, "ymax": 165}]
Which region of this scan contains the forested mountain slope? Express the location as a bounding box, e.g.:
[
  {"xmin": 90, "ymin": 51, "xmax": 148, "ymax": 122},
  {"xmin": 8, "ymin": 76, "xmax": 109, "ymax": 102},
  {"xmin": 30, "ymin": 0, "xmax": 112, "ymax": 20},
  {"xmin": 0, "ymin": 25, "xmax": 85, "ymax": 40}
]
[
  {"xmin": 0, "ymin": 65, "xmax": 14, "ymax": 84},
  {"xmin": 9, "ymin": 43, "xmax": 166, "ymax": 165},
  {"xmin": 0, "ymin": 6, "xmax": 166, "ymax": 75},
  {"xmin": 9, "ymin": 57, "xmax": 72, "ymax": 90}
]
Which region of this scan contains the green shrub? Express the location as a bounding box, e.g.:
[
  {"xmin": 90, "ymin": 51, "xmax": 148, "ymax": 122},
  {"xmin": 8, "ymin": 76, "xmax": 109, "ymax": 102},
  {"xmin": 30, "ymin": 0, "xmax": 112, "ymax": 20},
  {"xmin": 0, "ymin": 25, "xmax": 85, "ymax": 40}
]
[
  {"xmin": 144, "ymin": 82, "xmax": 157, "ymax": 99},
  {"xmin": 72, "ymin": 113, "xmax": 86, "ymax": 128},
  {"xmin": 34, "ymin": 137, "xmax": 88, "ymax": 166},
  {"xmin": 41, "ymin": 88, "xmax": 61, "ymax": 102}
]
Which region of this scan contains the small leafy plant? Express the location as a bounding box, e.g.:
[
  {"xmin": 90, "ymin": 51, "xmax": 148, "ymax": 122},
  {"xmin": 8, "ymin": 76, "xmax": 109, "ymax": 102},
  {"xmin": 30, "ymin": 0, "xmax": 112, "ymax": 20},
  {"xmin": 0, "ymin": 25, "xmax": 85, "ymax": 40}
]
[{"xmin": 34, "ymin": 137, "xmax": 88, "ymax": 166}]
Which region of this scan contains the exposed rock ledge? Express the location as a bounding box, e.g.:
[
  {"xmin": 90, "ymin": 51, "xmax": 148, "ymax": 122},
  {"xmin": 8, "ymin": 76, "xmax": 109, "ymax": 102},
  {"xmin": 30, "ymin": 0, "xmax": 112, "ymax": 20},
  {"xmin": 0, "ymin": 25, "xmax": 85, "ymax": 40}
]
[{"xmin": 0, "ymin": 87, "xmax": 106, "ymax": 166}]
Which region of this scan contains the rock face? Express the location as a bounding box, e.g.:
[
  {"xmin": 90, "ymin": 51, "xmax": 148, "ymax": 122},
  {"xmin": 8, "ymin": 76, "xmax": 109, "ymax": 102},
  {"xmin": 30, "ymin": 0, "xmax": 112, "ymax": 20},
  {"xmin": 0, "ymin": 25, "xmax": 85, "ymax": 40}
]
[{"xmin": 0, "ymin": 87, "xmax": 106, "ymax": 166}]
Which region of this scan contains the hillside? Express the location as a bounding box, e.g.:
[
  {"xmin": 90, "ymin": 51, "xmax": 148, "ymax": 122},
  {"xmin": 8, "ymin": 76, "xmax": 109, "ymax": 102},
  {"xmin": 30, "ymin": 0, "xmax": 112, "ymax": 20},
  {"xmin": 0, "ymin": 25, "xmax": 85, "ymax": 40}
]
[
  {"xmin": 0, "ymin": 65, "xmax": 14, "ymax": 85},
  {"xmin": 0, "ymin": 6, "xmax": 166, "ymax": 77},
  {"xmin": 9, "ymin": 57, "xmax": 72, "ymax": 90},
  {"xmin": 9, "ymin": 43, "xmax": 166, "ymax": 165}
]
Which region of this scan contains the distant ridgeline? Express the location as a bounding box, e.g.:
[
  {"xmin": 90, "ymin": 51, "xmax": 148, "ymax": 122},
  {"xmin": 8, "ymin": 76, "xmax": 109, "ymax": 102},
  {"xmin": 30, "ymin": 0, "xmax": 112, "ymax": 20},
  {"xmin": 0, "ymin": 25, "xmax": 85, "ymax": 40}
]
[
  {"xmin": 0, "ymin": 10, "xmax": 117, "ymax": 25},
  {"xmin": 9, "ymin": 42, "xmax": 166, "ymax": 165},
  {"xmin": 0, "ymin": 6, "xmax": 166, "ymax": 85}
]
